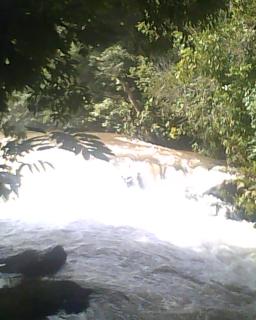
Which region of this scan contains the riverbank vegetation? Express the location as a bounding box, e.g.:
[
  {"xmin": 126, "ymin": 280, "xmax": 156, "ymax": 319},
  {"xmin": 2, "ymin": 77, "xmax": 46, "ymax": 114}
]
[{"xmin": 0, "ymin": 1, "xmax": 255, "ymax": 220}]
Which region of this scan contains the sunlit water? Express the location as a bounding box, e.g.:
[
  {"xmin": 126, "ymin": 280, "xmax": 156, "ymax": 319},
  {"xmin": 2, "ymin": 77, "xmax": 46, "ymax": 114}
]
[{"xmin": 1, "ymin": 140, "xmax": 256, "ymax": 319}]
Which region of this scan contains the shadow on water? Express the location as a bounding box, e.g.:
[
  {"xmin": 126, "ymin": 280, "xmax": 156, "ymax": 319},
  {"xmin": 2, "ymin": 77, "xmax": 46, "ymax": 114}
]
[
  {"xmin": 0, "ymin": 130, "xmax": 115, "ymax": 199},
  {"xmin": 1, "ymin": 130, "xmax": 114, "ymax": 161}
]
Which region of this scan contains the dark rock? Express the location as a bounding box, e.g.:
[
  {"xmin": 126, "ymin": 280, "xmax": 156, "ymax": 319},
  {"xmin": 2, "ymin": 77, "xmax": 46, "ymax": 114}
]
[
  {"xmin": 0, "ymin": 245, "xmax": 67, "ymax": 277},
  {"xmin": 0, "ymin": 279, "xmax": 93, "ymax": 320},
  {"xmin": 204, "ymin": 180, "xmax": 238, "ymax": 204}
]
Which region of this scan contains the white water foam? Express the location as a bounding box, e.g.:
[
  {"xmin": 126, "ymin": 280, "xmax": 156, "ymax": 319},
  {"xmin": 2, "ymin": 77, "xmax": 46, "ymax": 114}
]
[{"xmin": 1, "ymin": 147, "xmax": 255, "ymax": 249}]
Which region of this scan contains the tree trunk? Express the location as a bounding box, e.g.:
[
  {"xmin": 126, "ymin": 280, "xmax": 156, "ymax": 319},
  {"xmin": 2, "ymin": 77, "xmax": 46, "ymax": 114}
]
[{"xmin": 119, "ymin": 78, "xmax": 142, "ymax": 114}]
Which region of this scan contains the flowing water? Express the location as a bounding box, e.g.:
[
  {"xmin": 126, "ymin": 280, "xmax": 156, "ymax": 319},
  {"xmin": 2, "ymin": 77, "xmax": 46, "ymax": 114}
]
[{"xmin": 1, "ymin": 133, "xmax": 256, "ymax": 319}]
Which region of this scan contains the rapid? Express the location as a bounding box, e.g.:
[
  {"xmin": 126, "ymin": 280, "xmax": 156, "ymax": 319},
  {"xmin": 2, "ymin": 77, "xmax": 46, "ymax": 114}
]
[{"xmin": 0, "ymin": 132, "xmax": 256, "ymax": 319}]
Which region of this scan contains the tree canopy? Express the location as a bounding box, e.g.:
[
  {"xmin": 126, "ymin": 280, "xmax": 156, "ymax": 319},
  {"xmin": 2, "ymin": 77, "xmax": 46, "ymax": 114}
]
[{"xmin": 0, "ymin": 0, "xmax": 228, "ymax": 113}]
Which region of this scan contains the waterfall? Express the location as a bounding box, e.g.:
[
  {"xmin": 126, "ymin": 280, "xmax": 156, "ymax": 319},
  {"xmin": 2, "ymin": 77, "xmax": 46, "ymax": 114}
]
[{"xmin": 1, "ymin": 133, "xmax": 256, "ymax": 319}]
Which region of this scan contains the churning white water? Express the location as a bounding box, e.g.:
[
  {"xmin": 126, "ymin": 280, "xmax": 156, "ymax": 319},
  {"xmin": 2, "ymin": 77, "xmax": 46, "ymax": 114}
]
[{"xmin": 1, "ymin": 135, "xmax": 256, "ymax": 319}]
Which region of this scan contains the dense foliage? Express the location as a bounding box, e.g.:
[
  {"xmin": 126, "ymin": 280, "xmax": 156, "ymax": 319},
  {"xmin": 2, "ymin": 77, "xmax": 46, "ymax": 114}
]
[{"xmin": 149, "ymin": 1, "xmax": 256, "ymax": 218}]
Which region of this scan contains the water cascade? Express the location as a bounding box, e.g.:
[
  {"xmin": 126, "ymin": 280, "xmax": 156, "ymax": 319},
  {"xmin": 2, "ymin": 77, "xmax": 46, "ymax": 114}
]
[{"xmin": 1, "ymin": 132, "xmax": 256, "ymax": 319}]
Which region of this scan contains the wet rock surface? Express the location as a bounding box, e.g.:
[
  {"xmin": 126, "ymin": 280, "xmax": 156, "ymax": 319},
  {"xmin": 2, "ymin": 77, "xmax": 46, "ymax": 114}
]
[{"xmin": 0, "ymin": 226, "xmax": 256, "ymax": 319}]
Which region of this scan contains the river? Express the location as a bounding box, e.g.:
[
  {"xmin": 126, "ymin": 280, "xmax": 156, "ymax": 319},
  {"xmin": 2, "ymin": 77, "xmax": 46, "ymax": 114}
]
[{"xmin": 0, "ymin": 132, "xmax": 256, "ymax": 319}]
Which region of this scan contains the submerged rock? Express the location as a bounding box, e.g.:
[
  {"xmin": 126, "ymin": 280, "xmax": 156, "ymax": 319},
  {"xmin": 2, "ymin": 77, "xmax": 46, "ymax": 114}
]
[
  {"xmin": 0, "ymin": 279, "xmax": 93, "ymax": 320},
  {"xmin": 0, "ymin": 245, "xmax": 67, "ymax": 277}
]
